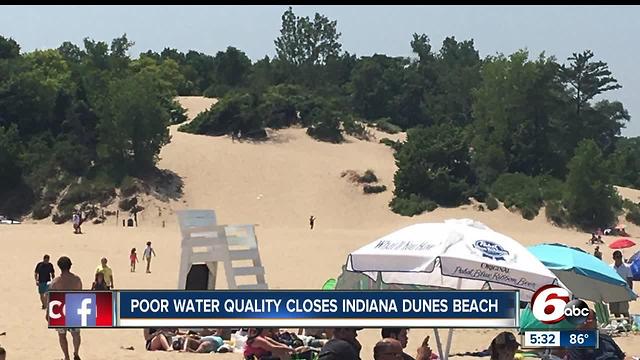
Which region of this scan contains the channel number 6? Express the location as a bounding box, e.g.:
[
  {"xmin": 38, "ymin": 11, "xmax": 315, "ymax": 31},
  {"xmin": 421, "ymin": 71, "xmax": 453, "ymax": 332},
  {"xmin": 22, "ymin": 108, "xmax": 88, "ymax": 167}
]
[{"xmin": 531, "ymin": 285, "xmax": 571, "ymax": 324}]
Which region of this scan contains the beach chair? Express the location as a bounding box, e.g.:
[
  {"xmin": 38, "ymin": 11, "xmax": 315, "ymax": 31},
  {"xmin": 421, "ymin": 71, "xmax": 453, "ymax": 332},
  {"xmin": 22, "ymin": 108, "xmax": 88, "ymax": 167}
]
[{"xmin": 594, "ymin": 302, "xmax": 632, "ymax": 336}]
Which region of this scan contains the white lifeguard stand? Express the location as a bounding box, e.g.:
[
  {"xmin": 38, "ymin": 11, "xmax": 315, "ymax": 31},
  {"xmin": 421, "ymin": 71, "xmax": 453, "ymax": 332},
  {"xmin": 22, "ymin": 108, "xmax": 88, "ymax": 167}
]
[{"xmin": 176, "ymin": 209, "xmax": 268, "ymax": 290}]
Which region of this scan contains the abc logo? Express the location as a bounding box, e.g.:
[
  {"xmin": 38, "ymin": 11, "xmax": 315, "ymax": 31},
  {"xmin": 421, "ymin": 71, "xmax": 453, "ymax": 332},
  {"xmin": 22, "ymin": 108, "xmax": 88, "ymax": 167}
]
[{"xmin": 531, "ymin": 285, "xmax": 590, "ymax": 325}]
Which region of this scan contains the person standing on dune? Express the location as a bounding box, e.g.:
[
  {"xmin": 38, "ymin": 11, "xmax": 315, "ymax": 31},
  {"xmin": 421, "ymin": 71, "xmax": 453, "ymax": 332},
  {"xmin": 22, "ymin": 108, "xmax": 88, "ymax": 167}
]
[{"xmin": 310, "ymin": 216, "xmax": 316, "ymax": 230}]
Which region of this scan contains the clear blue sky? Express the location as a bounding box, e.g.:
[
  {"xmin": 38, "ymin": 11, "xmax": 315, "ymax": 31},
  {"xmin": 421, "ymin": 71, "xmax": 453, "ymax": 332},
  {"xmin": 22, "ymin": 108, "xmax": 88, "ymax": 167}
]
[{"xmin": 2, "ymin": 5, "xmax": 640, "ymax": 136}]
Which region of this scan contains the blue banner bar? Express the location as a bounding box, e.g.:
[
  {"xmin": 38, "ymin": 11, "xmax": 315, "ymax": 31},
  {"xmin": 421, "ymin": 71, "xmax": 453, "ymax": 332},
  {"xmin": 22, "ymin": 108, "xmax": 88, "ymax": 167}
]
[
  {"xmin": 559, "ymin": 330, "xmax": 599, "ymax": 348},
  {"xmin": 116, "ymin": 290, "xmax": 518, "ymax": 328}
]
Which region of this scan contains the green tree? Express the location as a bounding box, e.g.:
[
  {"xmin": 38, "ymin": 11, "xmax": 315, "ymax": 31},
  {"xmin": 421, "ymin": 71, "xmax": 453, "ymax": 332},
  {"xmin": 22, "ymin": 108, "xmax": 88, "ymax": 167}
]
[
  {"xmin": 559, "ymin": 51, "xmax": 624, "ymax": 153},
  {"xmin": 471, "ymin": 51, "xmax": 564, "ymax": 183},
  {"xmin": 183, "ymin": 50, "xmax": 215, "ymax": 94},
  {"xmin": 0, "ymin": 66, "xmax": 61, "ymax": 137},
  {"xmin": 0, "ymin": 36, "xmax": 20, "ymax": 59},
  {"xmin": 256, "ymin": 84, "xmax": 304, "ymax": 129},
  {"xmin": 247, "ymin": 56, "xmax": 275, "ymax": 94},
  {"xmin": 582, "ymin": 99, "xmax": 630, "ymax": 154},
  {"xmin": 58, "ymin": 41, "xmax": 85, "ymax": 64},
  {"xmin": 560, "ymin": 50, "xmax": 621, "ymax": 119},
  {"xmin": 393, "ymin": 123, "xmax": 473, "ymax": 206},
  {"xmin": 82, "ymin": 38, "xmax": 110, "ymax": 71},
  {"xmin": 132, "ymin": 57, "xmax": 184, "ymax": 97},
  {"xmin": 274, "ymin": 7, "xmax": 342, "ymax": 66},
  {"xmin": 429, "ymin": 36, "xmax": 482, "ymax": 126},
  {"xmin": 109, "ymin": 34, "xmax": 134, "ymax": 71},
  {"xmin": 410, "ymin": 33, "xmax": 434, "ymax": 63},
  {"xmin": 564, "ymin": 139, "xmax": 621, "ymax": 229},
  {"xmin": 607, "ymin": 137, "xmax": 640, "ymax": 189},
  {"xmin": 160, "ymin": 48, "xmax": 186, "ymax": 65},
  {"xmin": 0, "ymin": 124, "xmax": 22, "ymax": 187},
  {"xmin": 349, "ymin": 55, "xmax": 405, "ymax": 121},
  {"xmin": 323, "ymin": 52, "xmax": 357, "ymax": 89},
  {"xmin": 306, "ymin": 106, "xmax": 343, "ymax": 143},
  {"xmin": 213, "ymin": 47, "xmax": 251, "ymax": 88},
  {"xmin": 180, "ymin": 92, "xmax": 263, "ymax": 138},
  {"xmin": 96, "ymin": 72, "xmax": 171, "ymax": 177}
]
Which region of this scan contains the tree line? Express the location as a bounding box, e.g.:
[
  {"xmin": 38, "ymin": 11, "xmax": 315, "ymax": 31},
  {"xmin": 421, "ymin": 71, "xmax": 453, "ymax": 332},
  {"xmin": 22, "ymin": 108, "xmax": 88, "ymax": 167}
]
[
  {"xmin": 0, "ymin": 34, "xmax": 183, "ymax": 221},
  {"xmin": 1, "ymin": 7, "xmax": 639, "ymax": 230}
]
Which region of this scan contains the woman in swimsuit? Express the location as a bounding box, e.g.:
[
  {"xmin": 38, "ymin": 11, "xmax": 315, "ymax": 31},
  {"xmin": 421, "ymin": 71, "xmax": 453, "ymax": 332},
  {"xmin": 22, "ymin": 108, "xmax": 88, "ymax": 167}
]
[
  {"xmin": 244, "ymin": 328, "xmax": 295, "ymax": 360},
  {"xmin": 143, "ymin": 328, "xmax": 174, "ymax": 351}
]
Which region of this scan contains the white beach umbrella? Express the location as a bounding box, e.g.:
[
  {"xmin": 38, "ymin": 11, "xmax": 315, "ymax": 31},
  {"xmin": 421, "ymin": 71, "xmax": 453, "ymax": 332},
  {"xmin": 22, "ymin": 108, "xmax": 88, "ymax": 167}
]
[{"xmin": 341, "ymin": 219, "xmax": 562, "ymax": 360}]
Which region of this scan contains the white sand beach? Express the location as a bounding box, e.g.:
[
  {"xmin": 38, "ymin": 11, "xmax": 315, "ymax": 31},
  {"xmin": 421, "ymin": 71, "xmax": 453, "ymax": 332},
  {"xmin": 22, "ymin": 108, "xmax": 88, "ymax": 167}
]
[{"xmin": 0, "ymin": 96, "xmax": 638, "ymax": 359}]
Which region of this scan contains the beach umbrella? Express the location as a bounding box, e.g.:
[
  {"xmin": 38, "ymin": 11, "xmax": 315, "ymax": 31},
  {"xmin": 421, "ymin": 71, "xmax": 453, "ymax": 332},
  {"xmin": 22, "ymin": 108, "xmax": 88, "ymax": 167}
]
[
  {"xmin": 528, "ymin": 243, "xmax": 637, "ymax": 303},
  {"xmin": 519, "ymin": 305, "xmax": 576, "ymax": 333},
  {"xmin": 322, "ymin": 278, "xmax": 337, "ymax": 290},
  {"xmin": 609, "ymin": 238, "xmax": 636, "ymax": 249},
  {"xmin": 340, "ymin": 218, "xmax": 562, "ymax": 360}
]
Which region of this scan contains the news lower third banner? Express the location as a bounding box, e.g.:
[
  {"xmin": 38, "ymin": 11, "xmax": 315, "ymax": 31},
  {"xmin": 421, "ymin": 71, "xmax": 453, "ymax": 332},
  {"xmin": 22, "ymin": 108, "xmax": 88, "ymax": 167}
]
[{"xmin": 49, "ymin": 290, "xmax": 519, "ymax": 328}]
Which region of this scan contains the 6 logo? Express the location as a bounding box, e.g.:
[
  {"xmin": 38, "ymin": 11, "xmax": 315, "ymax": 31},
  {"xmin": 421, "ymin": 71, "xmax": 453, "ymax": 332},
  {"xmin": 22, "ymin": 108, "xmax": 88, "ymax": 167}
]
[{"xmin": 531, "ymin": 285, "xmax": 590, "ymax": 325}]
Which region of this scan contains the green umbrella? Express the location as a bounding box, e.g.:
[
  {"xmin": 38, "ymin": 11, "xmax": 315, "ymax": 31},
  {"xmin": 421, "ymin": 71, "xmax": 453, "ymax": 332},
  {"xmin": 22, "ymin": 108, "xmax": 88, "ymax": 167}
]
[
  {"xmin": 519, "ymin": 305, "xmax": 576, "ymax": 333},
  {"xmin": 322, "ymin": 278, "xmax": 337, "ymax": 290}
]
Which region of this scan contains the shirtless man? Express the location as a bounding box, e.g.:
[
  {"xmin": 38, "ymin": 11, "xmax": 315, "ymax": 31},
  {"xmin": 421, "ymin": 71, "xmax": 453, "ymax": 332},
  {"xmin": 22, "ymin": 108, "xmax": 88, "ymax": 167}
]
[{"xmin": 46, "ymin": 256, "xmax": 83, "ymax": 360}]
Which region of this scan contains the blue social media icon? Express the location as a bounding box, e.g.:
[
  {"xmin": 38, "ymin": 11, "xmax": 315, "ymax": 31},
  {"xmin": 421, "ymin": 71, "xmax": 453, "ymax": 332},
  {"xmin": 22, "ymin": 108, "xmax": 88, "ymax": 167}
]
[{"xmin": 66, "ymin": 293, "xmax": 96, "ymax": 327}]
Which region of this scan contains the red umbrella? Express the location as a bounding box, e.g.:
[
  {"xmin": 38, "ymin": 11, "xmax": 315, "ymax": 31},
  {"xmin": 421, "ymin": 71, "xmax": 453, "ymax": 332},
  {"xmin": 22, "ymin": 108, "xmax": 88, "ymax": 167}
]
[{"xmin": 609, "ymin": 238, "xmax": 636, "ymax": 249}]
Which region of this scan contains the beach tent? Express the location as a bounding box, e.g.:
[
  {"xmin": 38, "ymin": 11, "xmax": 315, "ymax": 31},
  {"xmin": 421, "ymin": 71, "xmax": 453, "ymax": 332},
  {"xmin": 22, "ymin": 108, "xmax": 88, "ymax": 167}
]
[{"xmin": 336, "ymin": 218, "xmax": 562, "ymax": 360}]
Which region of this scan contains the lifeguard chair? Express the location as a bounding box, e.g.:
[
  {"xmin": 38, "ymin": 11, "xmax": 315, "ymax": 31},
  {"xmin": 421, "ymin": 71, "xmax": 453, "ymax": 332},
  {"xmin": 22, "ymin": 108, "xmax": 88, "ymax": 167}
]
[{"xmin": 176, "ymin": 209, "xmax": 268, "ymax": 290}]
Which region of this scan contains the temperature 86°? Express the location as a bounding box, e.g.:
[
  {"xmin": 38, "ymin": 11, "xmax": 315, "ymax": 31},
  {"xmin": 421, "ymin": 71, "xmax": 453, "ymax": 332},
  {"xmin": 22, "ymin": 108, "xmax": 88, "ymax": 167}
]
[
  {"xmin": 560, "ymin": 330, "xmax": 598, "ymax": 348},
  {"xmin": 569, "ymin": 333, "xmax": 588, "ymax": 345}
]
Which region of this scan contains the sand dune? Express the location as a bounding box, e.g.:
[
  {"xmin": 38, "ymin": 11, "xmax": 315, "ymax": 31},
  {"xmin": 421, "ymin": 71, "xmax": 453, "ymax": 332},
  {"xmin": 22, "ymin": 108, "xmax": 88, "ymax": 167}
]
[{"xmin": 1, "ymin": 96, "xmax": 638, "ymax": 359}]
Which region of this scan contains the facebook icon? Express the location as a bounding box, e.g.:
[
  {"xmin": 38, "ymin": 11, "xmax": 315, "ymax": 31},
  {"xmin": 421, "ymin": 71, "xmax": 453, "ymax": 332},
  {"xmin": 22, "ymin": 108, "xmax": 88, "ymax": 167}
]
[{"xmin": 66, "ymin": 293, "xmax": 96, "ymax": 327}]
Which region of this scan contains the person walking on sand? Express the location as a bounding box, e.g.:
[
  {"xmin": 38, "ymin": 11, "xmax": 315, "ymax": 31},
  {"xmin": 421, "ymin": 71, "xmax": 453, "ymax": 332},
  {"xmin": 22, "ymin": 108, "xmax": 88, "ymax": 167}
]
[
  {"xmin": 47, "ymin": 256, "xmax": 83, "ymax": 360},
  {"xmin": 35, "ymin": 254, "xmax": 55, "ymax": 309},
  {"xmin": 144, "ymin": 241, "xmax": 156, "ymax": 273},
  {"xmin": 130, "ymin": 248, "xmax": 139, "ymax": 272},
  {"xmin": 95, "ymin": 258, "xmax": 114, "ymax": 290},
  {"xmin": 91, "ymin": 272, "xmax": 109, "ymax": 291},
  {"xmin": 72, "ymin": 212, "xmax": 81, "ymax": 234},
  {"xmin": 310, "ymin": 216, "xmax": 316, "ymax": 230}
]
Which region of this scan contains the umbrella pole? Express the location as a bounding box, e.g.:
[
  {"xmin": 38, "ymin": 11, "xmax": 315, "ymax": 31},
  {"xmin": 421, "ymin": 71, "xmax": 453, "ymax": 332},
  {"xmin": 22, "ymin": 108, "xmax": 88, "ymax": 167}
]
[
  {"xmin": 441, "ymin": 277, "xmax": 463, "ymax": 360},
  {"xmin": 433, "ymin": 329, "xmax": 445, "ymax": 360},
  {"xmin": 445, "ymin": 328, "xmax": 454, "ymax": 360}
]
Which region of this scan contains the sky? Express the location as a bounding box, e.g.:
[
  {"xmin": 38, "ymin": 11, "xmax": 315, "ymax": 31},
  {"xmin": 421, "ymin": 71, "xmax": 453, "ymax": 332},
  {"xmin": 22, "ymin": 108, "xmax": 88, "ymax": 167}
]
[{"xmin": 2, "ymin": 5, "xmax": 640, "ymax": 136}]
